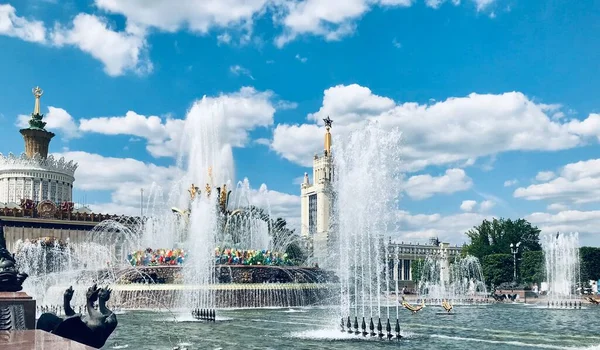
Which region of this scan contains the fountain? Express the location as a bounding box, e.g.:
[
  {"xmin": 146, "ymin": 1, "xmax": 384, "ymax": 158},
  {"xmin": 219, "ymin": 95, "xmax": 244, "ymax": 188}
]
[
  {"xmin": 542, "ymin": 232, "xmax": 581, "ymax": 307},
  {"xmin": 333, "ymin": 121, "xmax": 404, "ymax": 340},
  {"xmin": 417, "ymin": 254, "xmax": 487, "ymax": 302},
  {"xmin": 14, "ymin": 96, "xmax": 332, "ymax": 314}
]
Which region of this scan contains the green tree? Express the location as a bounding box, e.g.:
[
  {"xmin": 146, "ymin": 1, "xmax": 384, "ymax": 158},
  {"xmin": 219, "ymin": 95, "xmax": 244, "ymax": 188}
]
[
  {"xmin": 482, "ymin": 254, "xmax": 513, "ymax": 287},
  {"xmin": 463, "ymin": 218, "xmax": 542, "ymax": 263},
  {"xmin": 520, "ymin": 250, "xmax": 544, "ymax": 285},
  {"xmin": 411, "ymin": 259, "xmax": 425, "ymax": 283},
  {"xmin": 580, "ymin": 247, "xmax": 600, "ymax": 282}
]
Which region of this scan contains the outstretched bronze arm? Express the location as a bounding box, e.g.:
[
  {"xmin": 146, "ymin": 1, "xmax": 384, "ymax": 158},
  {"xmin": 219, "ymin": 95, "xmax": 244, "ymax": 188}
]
[{"xmin": 63, "ymin": 286, "xmax": 76, "ymax": 316}]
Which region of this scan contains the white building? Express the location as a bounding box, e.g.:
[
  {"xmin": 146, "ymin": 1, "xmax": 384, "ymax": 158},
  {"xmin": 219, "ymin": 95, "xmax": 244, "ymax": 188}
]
[
  {"xmin": 0, "ymin": 87, "xmax": 77, "ymax": 206},
  {"xmin": 300, "ymin": 117, "xmax": 334, "ymax": 265}
]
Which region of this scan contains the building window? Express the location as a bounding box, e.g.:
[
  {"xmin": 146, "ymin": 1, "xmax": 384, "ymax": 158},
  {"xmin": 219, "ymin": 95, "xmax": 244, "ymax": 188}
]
[
  {"xmin": 403, "ymin": 259, "xmax": 411, "ymax": 281},
  {"xmin": 308, "ymin": 194, "xmax": 317, "ymax": 235}
]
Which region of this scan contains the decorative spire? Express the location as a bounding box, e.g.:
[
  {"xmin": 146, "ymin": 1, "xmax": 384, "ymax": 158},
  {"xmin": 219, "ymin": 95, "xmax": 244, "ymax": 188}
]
[
  {"xmin": 28, "ymin": 86, "xmax": 47, "ymax": 130},
  {"xmin": 323, "ymin": 116, "xmax": 333, "ymax": 155}
]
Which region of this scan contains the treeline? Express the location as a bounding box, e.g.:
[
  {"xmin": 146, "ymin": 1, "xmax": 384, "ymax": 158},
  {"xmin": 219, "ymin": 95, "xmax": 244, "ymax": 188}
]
[
  {"xmin": 466, "ymin": 218, "xmax": 600, "ymax": 287},
  {"xmin": 411, "ymin": 218, "xmax": 600, "ymax": 287}
]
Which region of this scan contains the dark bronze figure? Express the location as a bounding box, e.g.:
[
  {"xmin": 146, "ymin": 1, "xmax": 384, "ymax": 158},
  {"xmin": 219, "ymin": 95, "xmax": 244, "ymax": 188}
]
[{"xmin": 37, "ymin": 284, "xmax": 118, "ymax": 349}]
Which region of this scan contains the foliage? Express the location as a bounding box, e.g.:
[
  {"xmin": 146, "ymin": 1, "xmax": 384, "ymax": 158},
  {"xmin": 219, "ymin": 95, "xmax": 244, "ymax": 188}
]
[
  {"xmin": 463, "ymin": 218, "xmax": 542, "ymax": 263},
  {"xmin": 580, "ymin": 247, "xmax": 600, "ymax": 282},
  {"xmin": 520, "ymin": 250, "xmax": 544, "ymax": 284},
  {"xmin": 482, "ymin": 254, "xmax": 513, "ymax": 288},
  {"xmin": 411, "ymin": 259, "xmax": 425, "ymax": 283}
]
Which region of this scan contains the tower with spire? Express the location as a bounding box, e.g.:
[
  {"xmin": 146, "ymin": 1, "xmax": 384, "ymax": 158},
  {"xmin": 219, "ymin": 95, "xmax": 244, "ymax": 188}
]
[
  {"xmin": 300, "ymin": 116, "xmax": 335, "ymax": 266},
  {"xmin": 19, "ymin": 86, "xmax": 55, "ymax": 159}
]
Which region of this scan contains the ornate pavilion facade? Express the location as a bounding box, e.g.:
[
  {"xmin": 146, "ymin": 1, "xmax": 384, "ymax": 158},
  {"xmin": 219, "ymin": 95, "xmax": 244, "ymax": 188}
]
[{"xmin": 0, "ymin": 87, "xmax": 126, "ymax": 252}]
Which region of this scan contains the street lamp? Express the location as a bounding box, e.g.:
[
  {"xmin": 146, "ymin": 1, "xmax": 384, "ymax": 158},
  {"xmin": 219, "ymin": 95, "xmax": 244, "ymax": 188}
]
[{"xmin": 510, "ymin": 242, "xmax": 522, "ymax": 284}]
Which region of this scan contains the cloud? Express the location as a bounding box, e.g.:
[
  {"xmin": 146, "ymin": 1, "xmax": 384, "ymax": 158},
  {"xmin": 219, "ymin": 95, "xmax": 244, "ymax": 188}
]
[
  {"xmin": 53, "ymin": 151, "xmax": 179, "ymax": 213},
  {"xmin": 503, "ymin": 179, "xmax": 518, "ymax": 187},
  {"xmin": 79, "ymin": 87, "xmax": 278, "ymax": 158},
  {"xmin": 50, "ymin": 13, "xmax": 152, "ymax": 76},
  {"xmin": 479, "ymin": 199, "xmax": 495, "ymax": 212},
  {"xmin": 229, "ymin": 65, "xmax": 255, "ymax": 80},
  {"xmin": 473, "ymin": 0, "xmax": 496, "ymax": 11},
  {"xmin": 17, "ymin": 106, "xmax": 80, "ymax": 139},
  {"xmin": 392, "ymin": 38, "xmax": 402, "ymax": 48},
  {"xmin": 54, "ymin": 150, "xmax": 300, "ymax": 226},
  {"xmin": 0, "ymin": 4, "xmax": 46, "ymax": 43},
  {"xmin": 271, "ymin": 84, "xmax": 598, "ymax": 171},
  {"xmin": 459, "ymin": 199, "xmax": 494, "ymax": 212},
  {"xmin": 295, "ymin": 54, "xmax": 307, "ymax": 63},
  {"xmin": 514, "ymin": 159, "xmax": 600, "ymax": 205},
  {"xmin": 396, "ymin": 210, "xmax": 492, "ymax": 244},
  {"xmin": 248, "ymin": 185, "xmax": 301, "ymax": 229},
  {"xmin": 79, "ymin": 111, "xmax": 184, "ymax": 157},
  {"xmin": 273, "ymin": 0, "xmax": 412, "ymax": 47},
  {"xmin": 526, "ymin": 209, "xmax": 600, "ymax": 239},
  {"xmin": 460, "ymin": 200, "xmax": 477, "ymax": 212},
  {"xmin": 94, "ymin": 0, "xmax": 268, "ymax": 34},
  {"xmin": 547, "ymin": 203, "xmax": 568, "ymax": 212},
  {"xmin": 1, "ymin": 1, "xmax": 502, "ymax": 76},
  {"xmin": 404, "ymin": 168, "xmax": 472, "ymax": 200},
  {"xmin": 535, "ymin": 171, "xmax": 555, "ymax": 182}
]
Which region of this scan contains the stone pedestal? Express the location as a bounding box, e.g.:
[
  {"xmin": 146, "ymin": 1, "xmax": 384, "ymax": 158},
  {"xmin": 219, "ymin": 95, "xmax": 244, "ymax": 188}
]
[
  {"xmin": 0, "ymin": 292, "xmax": 36, "ymax": 330},
  {"xmin": 0, "ymin": 330, "xmax": 95, "ymax": 349}
]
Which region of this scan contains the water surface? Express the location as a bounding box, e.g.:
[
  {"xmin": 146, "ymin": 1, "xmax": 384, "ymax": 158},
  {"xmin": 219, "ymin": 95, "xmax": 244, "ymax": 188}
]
[{"xmin": 102, "ymin": 304, "xmax": 600, "ymax": 350}]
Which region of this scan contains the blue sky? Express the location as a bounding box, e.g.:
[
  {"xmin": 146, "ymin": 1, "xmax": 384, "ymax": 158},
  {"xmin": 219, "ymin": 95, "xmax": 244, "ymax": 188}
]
[{"xmin": 0, "ymin": 0, "xmax": 599, "ymax": 246}]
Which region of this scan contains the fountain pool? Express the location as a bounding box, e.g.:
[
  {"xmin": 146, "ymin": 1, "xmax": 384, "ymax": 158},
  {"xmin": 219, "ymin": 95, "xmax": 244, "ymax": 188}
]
[{"xmin": 101, "ymin": 304, "xmax": 599, "ymax": 350}]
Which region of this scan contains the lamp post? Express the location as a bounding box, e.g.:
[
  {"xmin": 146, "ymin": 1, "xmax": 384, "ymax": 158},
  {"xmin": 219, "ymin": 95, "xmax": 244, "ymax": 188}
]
[{"xmin": 510, "ymin": 242, "xmax": 521, "ymax": 284}]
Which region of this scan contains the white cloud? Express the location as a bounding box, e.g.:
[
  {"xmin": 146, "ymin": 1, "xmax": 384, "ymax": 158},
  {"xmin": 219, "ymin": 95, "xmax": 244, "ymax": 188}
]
[
  {"xmin": 459, "ymin": 199, "xmax": 494, "ymax": 212},
  {"xmin": 271, "ymin": 84, "xmax": 597, "ymax": 171},
  {"xmin": 248, "ymin": 185, "xmax": 301, "ymax": 229},
  {"xmin": 53, "ymin": 151, "xmax": 179, "ymax": 213},
  {"xmin": 217, "ymin": 32, "xmax": 232, "ymax": 45},
  {"xmin": 392, "ymin": 37, "xmax": 402, "ymax": 48},
  {"xmin": 514, "ymin": 159, "xmax": 600, "ymax": 204},
  {"xmin": 404, "ymin": 168, "xmax": 472, "ymax": 200},
  {"xmin": 396, "ymin": 210, "xmax": 492, "ymax": 244},
  {"xmin": 79, "ymin": 111, "xmax": 184, "ymax": 158},
  {"xmin": 479, "ymin": 199, "xmax": 495, "ymax": 212},
  {"xmin": 295, "ymin": 54, "xmax": 307, "ymax": 63},
  {"xmin": 535, "ymin": 171, "xmax": 555, "ymax": 182},
  {"xmin": 0, "ymin": 4, "xmax": 46, "ymax": 43},
  {"xmin": 460, "ymin": 200, "xmax": 477, "ymax": 212},
  {"xmin": 503, "ymin": 179, "xmax": 518, "ymax": 187},
  {"xmin": 79, "ymin": 87, "xmax": 278, "ymax": 158},
  {"xmin": 95, "ymin": 0, "xmax": 268, "ymax": 34},
  {"xmin": 547, "ymin": 203, "xmax": 568, "ymax": 212},
  {"xmin": 473, "ymin": 0, "xmax": 496, "ymax": 11},
  {"xmin": 229, "ymin": 65, "xmax": 255, "ymax": 80},
  {"xmin": 53, "ymin": 150, "xmax": 299, "ymax": 226},
  {"xmin": 273, "ymin": 0, "xmax": 412, "ymax": 47},
  {"xmin": 526, "ymin": 210, "xmax": 600, "ymax": 238},
  {"xmin": 17, "ymin": 107, "xmax": 80, "ymax": 139},
  {"xmin": 50, "ymin": 13, "xmax": 152, "ymax": 76}
]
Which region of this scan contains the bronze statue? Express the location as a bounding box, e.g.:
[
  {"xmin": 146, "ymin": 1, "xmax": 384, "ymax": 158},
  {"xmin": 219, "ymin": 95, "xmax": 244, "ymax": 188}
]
[
  {"xmin": 0, "ymin": 223, "xmax": 28, "ymax": 292},
  {"xmin": 37, "ymin": 284, "xmax": 118, "ymax": 349},
  {"xmin": 188, "ymin": 183, "xmax": 200, "ymax": 201}
]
